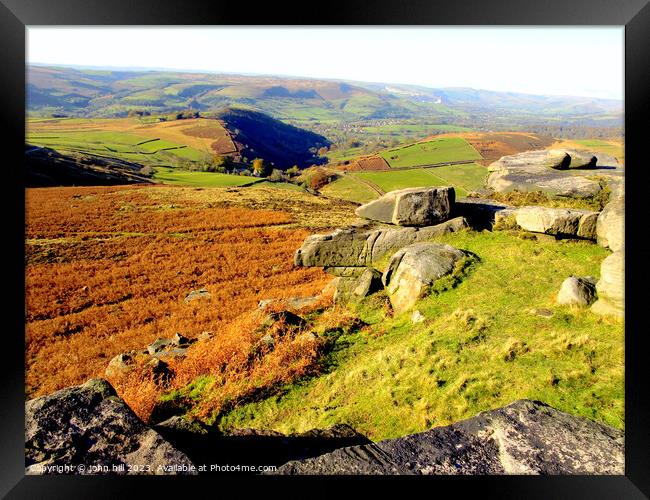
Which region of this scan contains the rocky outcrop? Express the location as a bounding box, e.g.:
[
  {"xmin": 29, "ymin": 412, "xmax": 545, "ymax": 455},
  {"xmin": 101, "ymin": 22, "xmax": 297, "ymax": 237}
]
[
  {"xmin": 596, "ymin": 196, "xmax": 624, "ymax": 252},
  {"xmin": 334, "ymin": 267, "xmax": 383, "ymax": 304},
  {"xmin": 382, "ymin": 242, "xmax": 466, "ymax": 312},
  {"xmin": 591, "ymin": 249, "xmax": 624, "ymax": 317},
  {"xmin": 557, "ymin": 276, "xmax": 598, "ymax": 306},
  {"xmin": 486, "ymin": 149, "xmax": 622, "ymax": 198},
  {"xmin": 25, "ymin": 379, "xmax": 197, "ymax": 475},
  {"xmin": 453, "ymin": 198, "xmax": 515, "ymax": 230},
  {"xmin": 271, "ymin": 400, "xmax": 624, "ymax": 475},
  {"xmin": 355, "ymin": 187, "xmax": 454, "ymax": 226},
  {"xmin": 294, "ymin": 217, "xmax": 468, "ymax": 268},
  {"xmin": 515, "ymin": 207, "xmax": 599, "ymax": 239}
]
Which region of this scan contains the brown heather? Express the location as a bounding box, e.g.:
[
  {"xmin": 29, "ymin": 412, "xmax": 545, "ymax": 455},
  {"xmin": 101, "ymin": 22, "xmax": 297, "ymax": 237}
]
[{"xmin": 25, "ymin": 185, "xmax": 341, "ymax": 421}]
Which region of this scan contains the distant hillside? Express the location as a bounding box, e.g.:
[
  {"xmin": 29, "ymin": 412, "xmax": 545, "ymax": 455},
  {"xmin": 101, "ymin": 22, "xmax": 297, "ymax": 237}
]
[
  {"xmin": 27, "ymin": 65, "xmax": 623, "ymax": 127},
  {"xmin": 215, "ymin": 107, "xmax": 330, "ymax": 168},
  {"xmin": 25, "ymin": 144, "xmax": 152, "ymax": 187},
  {"xmin": 26, "ymin": 108, "xmax": 329, "ymax": 170}
]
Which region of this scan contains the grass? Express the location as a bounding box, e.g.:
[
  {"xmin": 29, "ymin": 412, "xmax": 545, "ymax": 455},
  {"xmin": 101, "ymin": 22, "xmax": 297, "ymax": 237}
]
[
  {"xmin": 152, "ymin": 168, "xmax": 263, "ymax": 187},
  {"xmin": 379, "ymin": 137, "xmax": 482, "ymax": 168},
  {"xmin": 320, "ymin": 175, "xmax": 379, "ymax": 204},
  {"xmin": 351, "ymin": 163, "xmax": 488, "ymax": 198},
  {"xmin": 216, "ymin": 230, "xmax": 622, "ymax": 440},
  {"xmin": 27, "ymin": 128, "xmax": 210, "ymax": 165}
]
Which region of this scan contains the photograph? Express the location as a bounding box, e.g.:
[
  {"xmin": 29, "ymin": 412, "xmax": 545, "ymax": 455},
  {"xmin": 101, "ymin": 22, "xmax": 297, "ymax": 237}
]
[{"xmin": 20, "ymin": 24, "xmax": 629, "ymax": 479}]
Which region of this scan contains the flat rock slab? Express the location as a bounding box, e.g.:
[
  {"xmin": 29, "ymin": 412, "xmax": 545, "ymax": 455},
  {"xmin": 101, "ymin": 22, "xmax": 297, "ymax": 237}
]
[
  {"xmin": 515, "ymin": 206, "xmax": 599, "ymax": 239},
  {"xmin": 382, "ymin": 242, "xmax": 466, "ymax": 313},
  {"xmin": 25, "ymin": 379, "xmax": 197, "ymax": 475},
  {"xmin": 294, "ymin": 217, "xmax": 467, "ymax": 268},
  {"xmin": 487, "ymin": 150, "xmax": 622, "ymax": 199},
  {"xmin": 271, "ymin": 400, "xmax": 624, "ymax": 475},
  {"xmin": 355, "ymin": 187, "xmax": 455, "ymax": 226}
]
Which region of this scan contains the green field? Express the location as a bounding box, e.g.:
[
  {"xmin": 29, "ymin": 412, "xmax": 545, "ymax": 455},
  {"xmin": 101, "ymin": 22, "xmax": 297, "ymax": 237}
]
[
  {"xmin": 380, "ymin": 137, "xmax": 482, "ymax": 168},
  {"xmin": 153, "ymin": 168, "xmax": 263, "ymax": 187},
  {"xmin": 320, "ymin": 174, "xmax": 380, "ymax": 204},
  {"xmin": 27, "ymin": 128, "xmax": 210, "ymax": 166},
  {"xmin": 351, "ymin": 163, "xmax": 487, "ymax": 198}
]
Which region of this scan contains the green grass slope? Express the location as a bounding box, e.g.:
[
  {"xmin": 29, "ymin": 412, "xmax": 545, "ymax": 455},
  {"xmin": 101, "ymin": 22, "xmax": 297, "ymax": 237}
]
[
  {"xmin": 380, "ymin": 137, "xmax": 482, "ymax": 168},
  {"xmin": 217, "ymin": 230, "xmax": 621, "ymax": 440}
]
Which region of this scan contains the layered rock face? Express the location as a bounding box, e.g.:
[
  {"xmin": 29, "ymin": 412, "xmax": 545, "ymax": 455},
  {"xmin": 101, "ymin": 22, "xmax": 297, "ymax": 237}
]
[
  {"xmin": 295, "ymin": 187, "xmax": 469, "ymax": 311},
  {"xmin": 355, "ymin": 187, "xmax": 455, "ymax": 226},
  {"xmin": 486, "ymin": 149, "xmax": 622, "ymax": 198},
  {"xmin": 515, "ymin": 207, "xmax": 599, "ymax": 239},
  {"xmin": 294, "ymin": 217, "xmax": 467, "ymax": 268},
  {"xmin": 271, "ymin": 400, "xmax": 624, "ymax": 475},
  {"xmin": 25, "ymin": 379, "xmax": 197, "ymax": 475}
]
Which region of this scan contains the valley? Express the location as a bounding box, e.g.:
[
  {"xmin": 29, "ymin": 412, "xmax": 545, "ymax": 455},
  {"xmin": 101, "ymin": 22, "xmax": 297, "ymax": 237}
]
[{"xmin": 23, "ymin": 63, "xmax": 626, "ymax": 476}]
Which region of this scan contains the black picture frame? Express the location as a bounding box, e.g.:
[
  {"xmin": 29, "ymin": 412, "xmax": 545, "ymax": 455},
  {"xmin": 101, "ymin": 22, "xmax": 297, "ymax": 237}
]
[{"xmin": 2, "ymin": 1, "xmax": 648, "ymax": 497}]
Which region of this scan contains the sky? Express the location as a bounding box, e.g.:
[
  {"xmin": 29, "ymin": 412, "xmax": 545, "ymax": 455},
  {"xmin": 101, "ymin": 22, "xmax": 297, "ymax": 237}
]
[{"xmin": 27, "ymin": 27, "xmax": 624, "ymax": 100}]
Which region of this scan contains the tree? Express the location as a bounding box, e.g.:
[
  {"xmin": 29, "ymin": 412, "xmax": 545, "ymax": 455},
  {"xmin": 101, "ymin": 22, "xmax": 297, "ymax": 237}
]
[
  {"xmin": 286, "ymin": 165, "xmax": 300, "ymax": 177},
  {"xmin": 251, "ymin": 158, "xmax": 269, "ymax": 177}
]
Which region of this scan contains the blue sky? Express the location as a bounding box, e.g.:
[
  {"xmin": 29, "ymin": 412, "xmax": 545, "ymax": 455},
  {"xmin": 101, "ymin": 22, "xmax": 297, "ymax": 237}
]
[{"xmin": 27, "ymin": 27, "xmax": 624, "ymax": 100}]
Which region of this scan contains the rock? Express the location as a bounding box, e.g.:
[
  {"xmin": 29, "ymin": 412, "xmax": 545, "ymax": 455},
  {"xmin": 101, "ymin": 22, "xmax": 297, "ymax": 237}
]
[
  {"xmin": 353, "ymin": 268, "xmax": 384, "ymax": 297},
  {"xmin": 382, "ymin": 242, "xmax": 466, "ymax": 313},
  {"xmin": 153, "ymin": 416, "xmax": 210, "ymax": 436},
  {"xmin": 143, "ymin": 357, "xmax": 171, "ymax": 382},
  {"xmin": 486, "ymin": 150, "xmax": 623, "ymax": 198},
  {"xmin": 596, "ymin": 197, "xmax": 624, "ymax": 252},
  {"xmin": 557, "ymin": 276, "xmax": 598, "ymax": 306},
  {"xmin": 294, "ymin": 217, "xmax": 468, "ymax": 268},
  {"xmin": 270, "ymin": 400, "xmax": 623, "ymax": 475},
  {"xmin": 147, "ymin": 338, "xmax": 172, "ymax": 356},
  {"xmin": 334, "ymin": 268, "xmax": 383, "ymax": 304},
  {"xmin": 515, "ymin": 206, "xmax": 599, "ymax": 239},
  {"xmin": 198, "ymin": 331, "xmax": 214, "ymax": 341},
  {"xmin": 591, "ymin": 249, "xmax": 624, "ymax": 317},
  {"xmin": 489, "ymin": 149, "xmax": 571, "ymax": 171},
  {"xmin": 105, "ymin": 351, "xmax": 137, "ymax": 378},
  {"xmin": 454, "ymin": 198, "xmax": 514, "ymax": 230},
  {"xmin": 411, "ymin": 310, "xmax": 426, "ymax": 323},
  {"xmin": 323, "ymin": 267, "xmax": 367, "ymax": 277},
  {"xmin": 355, "ymin": 187, "xmax": 455, "ymax": 226},
  {"xmin": 529, "ymin": 308, "xmax": 554, "ymax": 318},
  {"xmin": 171, "ymin": 332, "xmax": 194, "ymax": 347},
  {"xmin": 258, "ymin": 296, "xmax": 320, "ymax": 311},
  {"xmin": 366, "ymin": 217, "xmax": 468, "ymax": 263},
  {"xmin": 183, "ymin": 287, "xmax": 211, "ymax": 303},
  {"xmin": 25, "ymin": 379, "xmax": 197, "ymax": 475},
  {"xmin": 564, "ymin": 150, "xmax": 597, "ymax": 169},
  {"xmin": 258, "ymin": 310, "xmax": 307, "ymax": 330}
]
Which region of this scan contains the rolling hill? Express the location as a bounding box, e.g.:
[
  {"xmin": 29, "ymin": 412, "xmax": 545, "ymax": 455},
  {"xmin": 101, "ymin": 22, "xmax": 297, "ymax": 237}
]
[
  {"xmin": 27, "ymin": 65, "xmax": 623, "ymax": 127},
  {"xmin": 26, "ymin": 107, "xmax": 330, "ymax": 171}
]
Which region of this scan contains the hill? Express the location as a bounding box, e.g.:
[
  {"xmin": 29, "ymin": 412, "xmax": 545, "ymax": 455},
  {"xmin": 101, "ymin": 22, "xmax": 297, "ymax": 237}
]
[
  {"xmin": 25, "ymin": 145, "xmax": 152, "ymax": 187},
  {"xmin": 26, "ymin": 108, "xmax": 330, "ymax": 181},
  {"xmin": 27, "ymin": 65, "xmax": 622, "ymax": 129}
]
